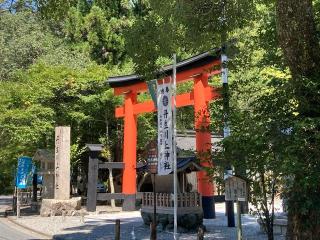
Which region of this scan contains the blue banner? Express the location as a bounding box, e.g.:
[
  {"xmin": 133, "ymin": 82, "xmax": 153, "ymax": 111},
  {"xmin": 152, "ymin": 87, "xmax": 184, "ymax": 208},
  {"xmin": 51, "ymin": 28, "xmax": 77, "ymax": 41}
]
[{"xmin": 16, "ymin": 156, "xmax": 33, "ymax": 189}]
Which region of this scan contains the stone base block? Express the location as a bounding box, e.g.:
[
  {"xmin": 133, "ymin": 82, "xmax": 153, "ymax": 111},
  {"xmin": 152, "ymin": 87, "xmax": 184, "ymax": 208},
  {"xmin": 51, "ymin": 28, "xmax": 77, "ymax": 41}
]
[
  {"xmin": 40, "ymin": 197, "xmax": 81, "ymax": 217},
  {"xmin": 141, "ymin": 212, "xmax": 203, "ymax": 232},
  {"xmin": 122, "ymin": 194, "xmax": 137, "ymax": 211},
  {"xmin": 202, "ymin": 196, "xmax": 215, "ymax": 219}
]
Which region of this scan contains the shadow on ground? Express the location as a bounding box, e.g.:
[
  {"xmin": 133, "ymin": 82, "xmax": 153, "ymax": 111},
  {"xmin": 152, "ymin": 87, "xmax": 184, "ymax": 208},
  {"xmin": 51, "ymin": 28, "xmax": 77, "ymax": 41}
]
[
  {"xmin": 51, "ymin": 213, "xmax": 277, "ymax": 240},
  {"xmin": 52, "ymin": 219, "xmax": 170, "ymax": 240}
]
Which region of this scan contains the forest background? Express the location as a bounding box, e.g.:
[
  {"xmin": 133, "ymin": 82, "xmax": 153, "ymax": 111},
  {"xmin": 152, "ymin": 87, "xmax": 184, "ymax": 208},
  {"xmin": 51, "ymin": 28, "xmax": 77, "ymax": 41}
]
[{"xmin": 0, "ymin": 0, "xmax": 319, "ymax": 239}]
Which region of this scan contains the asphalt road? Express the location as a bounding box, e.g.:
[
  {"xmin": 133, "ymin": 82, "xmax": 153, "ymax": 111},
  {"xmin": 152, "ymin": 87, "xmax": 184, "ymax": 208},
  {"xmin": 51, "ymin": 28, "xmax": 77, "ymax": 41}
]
[
  {"xmin": 0, "ymin": 195, "xmax": 47, "ymax": 240},
  {"xmin": 0, "ymin": 218, "xmax": 42, "ymax": 240}
]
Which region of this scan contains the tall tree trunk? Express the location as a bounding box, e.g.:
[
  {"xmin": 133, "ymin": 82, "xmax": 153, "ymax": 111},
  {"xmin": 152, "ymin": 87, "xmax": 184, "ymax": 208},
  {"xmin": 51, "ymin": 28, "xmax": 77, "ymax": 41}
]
[
  {"xmin": 276, "ymin": 0, "xmax": 320, "ymax": 117},
  {"xmin": 276, "ymin": 0, "xmax": 320, "ymax": 77},
  {"xmin": 276, "ymin": 1, "xmax": 320, "ymax": 239}
]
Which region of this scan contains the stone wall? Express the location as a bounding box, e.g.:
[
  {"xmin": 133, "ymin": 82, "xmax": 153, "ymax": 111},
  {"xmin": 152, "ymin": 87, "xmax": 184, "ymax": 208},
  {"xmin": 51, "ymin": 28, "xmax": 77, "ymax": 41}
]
[{"xmin": 141, "ymin": 211, "xmax": 203, "ymax": 232}]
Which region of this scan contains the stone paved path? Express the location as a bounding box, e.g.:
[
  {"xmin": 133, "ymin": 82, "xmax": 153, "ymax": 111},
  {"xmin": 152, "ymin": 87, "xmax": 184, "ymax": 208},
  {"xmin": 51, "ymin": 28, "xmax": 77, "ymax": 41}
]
[{"xmin": 11, "ymin": 203, "xmax": 286, "ymax": 240}]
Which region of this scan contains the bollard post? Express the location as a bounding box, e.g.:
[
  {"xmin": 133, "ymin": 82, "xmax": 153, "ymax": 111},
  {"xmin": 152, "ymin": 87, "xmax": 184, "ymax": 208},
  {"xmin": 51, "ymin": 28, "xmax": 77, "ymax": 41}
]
[
  {"xmin": 80, "ymin": 209, "xmax": 85, "ymax": 223},
  {"xmin": 62, "ymin": 210, "xmax": 66, "ymax": 222},
  {"xmin": 115, "ymin": 219, "xmax": 120, "ymax": 240},
  {"xmin": 197, "ymin": 225, "xmax": 205, "ymax": 240}
]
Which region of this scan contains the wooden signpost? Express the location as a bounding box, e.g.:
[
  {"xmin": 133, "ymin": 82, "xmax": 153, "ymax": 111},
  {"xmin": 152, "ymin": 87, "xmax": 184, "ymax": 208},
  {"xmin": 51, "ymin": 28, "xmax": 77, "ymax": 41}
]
[{"xmin": 225, "ymin": 176, "xmax": 247, "ymax": 240}]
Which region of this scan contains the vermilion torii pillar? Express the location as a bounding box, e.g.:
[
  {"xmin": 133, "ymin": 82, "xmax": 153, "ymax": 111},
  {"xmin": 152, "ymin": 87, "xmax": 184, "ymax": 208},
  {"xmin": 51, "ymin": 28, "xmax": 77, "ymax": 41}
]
[
  {"xmin": 108, "ymin": 50, "xmax": 221, "ymax": 215},
  {"xmin": 122, "ymin": 92, "xmax": 138, "ymax": 210},
  {"xmin": 194, "ymin": 74, "xmax": 215, "ymax": 218}
]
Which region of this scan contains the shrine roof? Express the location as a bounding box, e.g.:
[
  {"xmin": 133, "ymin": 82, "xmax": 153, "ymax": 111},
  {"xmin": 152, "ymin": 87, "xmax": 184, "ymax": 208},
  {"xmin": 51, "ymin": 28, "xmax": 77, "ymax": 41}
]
[
  {"xmin": 137, "ymin": 156, "xmax": 202, "ymax": 173},
  {"xmin": 108, "ymin": 49, "xmax": 221, "ymax": 88},
  {"xmin": 33, "ymin": 149, "xmax": 54, "ymax": 162}
]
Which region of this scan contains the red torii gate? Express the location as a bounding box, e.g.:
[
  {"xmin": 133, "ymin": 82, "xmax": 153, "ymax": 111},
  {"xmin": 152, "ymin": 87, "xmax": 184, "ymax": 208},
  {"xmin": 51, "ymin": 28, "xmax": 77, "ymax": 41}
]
[{"xmin": 108, "ymin": 50, "xmax": 222, "ymax": 218}]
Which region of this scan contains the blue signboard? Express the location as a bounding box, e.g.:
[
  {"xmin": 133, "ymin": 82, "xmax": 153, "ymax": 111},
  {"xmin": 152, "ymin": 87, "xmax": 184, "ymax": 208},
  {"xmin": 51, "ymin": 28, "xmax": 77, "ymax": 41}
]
[{"xmin": 16, "ymin": 156, "xmax": 33, "ymax": 189}]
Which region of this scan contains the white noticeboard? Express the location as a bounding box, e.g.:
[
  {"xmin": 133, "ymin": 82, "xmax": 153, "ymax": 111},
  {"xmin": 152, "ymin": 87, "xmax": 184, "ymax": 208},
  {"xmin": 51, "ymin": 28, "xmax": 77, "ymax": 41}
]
[
  {"xmin": 225, "ymin": 176, "xmax": 247, "ymax": 202},
  {"xmin": 157, "ymin": 83, "xmax": 173, "ymax": 175}
]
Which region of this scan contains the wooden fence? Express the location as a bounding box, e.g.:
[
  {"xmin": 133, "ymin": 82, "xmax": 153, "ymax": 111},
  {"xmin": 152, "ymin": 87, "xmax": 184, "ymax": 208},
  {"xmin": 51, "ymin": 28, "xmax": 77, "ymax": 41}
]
[{"xmin": 142, "ymin": 192, "xmax": 202, "ymax": 214}]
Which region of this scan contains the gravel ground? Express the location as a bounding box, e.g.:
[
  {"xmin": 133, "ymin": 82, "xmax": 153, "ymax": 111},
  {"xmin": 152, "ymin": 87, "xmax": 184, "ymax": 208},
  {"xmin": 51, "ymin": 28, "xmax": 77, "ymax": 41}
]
[{"xmin": 11, "ymin": 203, "xmax": 286, "ymax": 240}]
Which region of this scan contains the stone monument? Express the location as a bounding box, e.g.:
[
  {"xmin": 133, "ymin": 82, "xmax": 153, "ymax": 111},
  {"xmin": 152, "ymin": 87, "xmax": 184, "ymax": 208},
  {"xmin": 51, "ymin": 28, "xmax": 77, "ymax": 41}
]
[
  {"xmin": 54, "ymin": 126, "xmax": 71, "ymax": 200},
  {"xmin": 40, "ymin": 126, "xmax": 81, "ymax": 216}
]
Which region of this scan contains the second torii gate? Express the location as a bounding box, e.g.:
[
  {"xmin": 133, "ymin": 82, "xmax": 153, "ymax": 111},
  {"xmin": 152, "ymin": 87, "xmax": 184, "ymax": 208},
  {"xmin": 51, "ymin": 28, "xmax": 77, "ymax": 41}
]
[{"xmin": 108, "ymin": 50, "xmax": 223, "ymax": 218}]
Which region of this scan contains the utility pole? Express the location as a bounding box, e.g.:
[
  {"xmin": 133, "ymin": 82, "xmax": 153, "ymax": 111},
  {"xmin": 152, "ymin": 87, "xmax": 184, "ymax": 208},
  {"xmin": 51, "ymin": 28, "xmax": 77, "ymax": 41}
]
[
  {"xmin": 220, "ymin": 0, "xmax": 235, "ymax": 228},
  {"xmin": 222, "ymin": 49, "xmax": 235, "ymax": 228}
]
